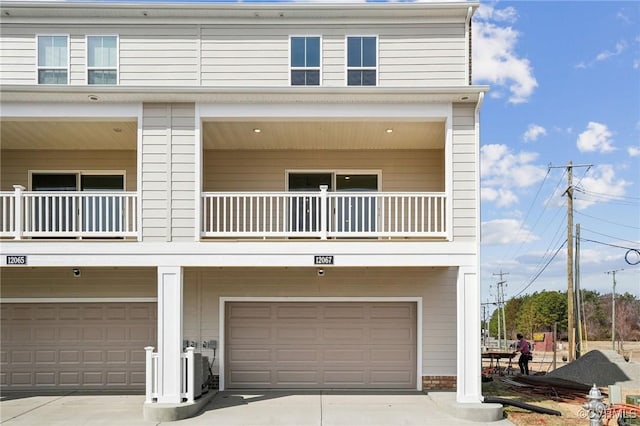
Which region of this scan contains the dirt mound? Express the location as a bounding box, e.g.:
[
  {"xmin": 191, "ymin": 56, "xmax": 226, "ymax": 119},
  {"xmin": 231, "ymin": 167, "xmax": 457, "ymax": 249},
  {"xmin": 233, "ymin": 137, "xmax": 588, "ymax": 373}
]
[{"xmin": 547, "ymin": 349, "xmax": 640, "ymax": 388}]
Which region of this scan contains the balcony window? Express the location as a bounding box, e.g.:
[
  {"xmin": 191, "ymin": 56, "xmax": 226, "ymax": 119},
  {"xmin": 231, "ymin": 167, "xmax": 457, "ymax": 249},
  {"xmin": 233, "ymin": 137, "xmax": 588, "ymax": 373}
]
[
  {"xmin": 37, "ymin": 35, "xmax": 69, "ymax": 84},
  {"xmin": 347, "ymin": 36, "xmax": 377, "ymax": 86},
  {"xmin": 87, "ymin": 35, "xmax": 118, "ymax": 85},
  {"xmin": 30, "ymin": 172, "xmax": 125, "ymax": 234},
  {"xmin": 290, "ymin": 36, "xmax": 320, "ymax": 86}
]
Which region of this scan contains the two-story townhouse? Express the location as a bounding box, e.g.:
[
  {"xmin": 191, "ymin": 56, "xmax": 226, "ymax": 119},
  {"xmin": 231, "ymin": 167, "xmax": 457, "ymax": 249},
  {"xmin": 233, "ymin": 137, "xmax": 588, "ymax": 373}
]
[{"xmin": 0, "ymin": 0, "xmax": 488, "ymax": 419}]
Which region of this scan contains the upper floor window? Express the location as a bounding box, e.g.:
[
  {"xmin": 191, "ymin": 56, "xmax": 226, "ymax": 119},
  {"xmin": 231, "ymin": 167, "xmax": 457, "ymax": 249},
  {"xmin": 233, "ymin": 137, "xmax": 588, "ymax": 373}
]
[
  {"xmin": 347, "ymin": 36, "xmax": 377, "ymax": 86},
  {"xmin": 87, "ymin": 35, "xmax": 118, "ymax": 85},
  {"xmin": 290, "ymin": 36, "xmax": 320, "ymax": 86},
  {"xmin": 37, "ymin": 35, "xmax": 68, "ymax": 84}
]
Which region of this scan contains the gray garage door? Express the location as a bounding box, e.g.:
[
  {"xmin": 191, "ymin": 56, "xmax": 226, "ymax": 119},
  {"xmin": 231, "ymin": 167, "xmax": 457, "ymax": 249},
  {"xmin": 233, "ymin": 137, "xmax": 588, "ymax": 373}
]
[
  {"xmin": 225, "ymin": 301, "xmax": 417, "ymax": 389},
  {"xmin": 0, "ymin": 302, "xmax": 156, "ymax": 390}
]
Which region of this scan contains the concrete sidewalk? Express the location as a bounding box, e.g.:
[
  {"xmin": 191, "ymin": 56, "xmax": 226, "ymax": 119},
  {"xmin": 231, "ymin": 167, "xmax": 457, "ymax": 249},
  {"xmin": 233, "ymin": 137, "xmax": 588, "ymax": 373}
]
[{"xmin": 1, "ymin": 390, "xmax": 515, "ymax": 425}]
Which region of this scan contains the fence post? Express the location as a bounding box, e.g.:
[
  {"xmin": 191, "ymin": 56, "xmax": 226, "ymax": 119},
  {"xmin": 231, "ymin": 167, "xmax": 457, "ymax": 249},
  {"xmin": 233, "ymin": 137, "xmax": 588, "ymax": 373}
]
[
  {"xmin": 320, "ymin": 185, "xmax": 328, "ymax": 240},
  {"xmin": 12, "ymin": 185, "xmax": 25, "ymax": 240},
  {"xmin": 144, "ymin": 346, "xmax": 155, "ymax": 404},
  {"xmin": 185, "ymin": 347, "xmax": 195, "ymax": 403}
]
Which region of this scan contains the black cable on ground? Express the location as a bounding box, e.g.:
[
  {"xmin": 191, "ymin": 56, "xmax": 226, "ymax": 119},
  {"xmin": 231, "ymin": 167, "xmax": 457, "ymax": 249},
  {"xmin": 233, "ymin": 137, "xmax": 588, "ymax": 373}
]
[{"xmin": 483, "ymin": 396, "xmax": 562, "ymax": 416}]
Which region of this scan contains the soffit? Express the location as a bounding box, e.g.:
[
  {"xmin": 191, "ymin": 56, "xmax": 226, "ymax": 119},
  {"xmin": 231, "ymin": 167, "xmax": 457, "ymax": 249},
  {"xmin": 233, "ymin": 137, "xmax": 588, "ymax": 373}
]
[
  {"xmin": 0, "ymin": 119, "xmax": 137, "ymax": 150},
  {"xmin": 0, "ymin": 119, "xmax": 444, "ymax": 151},
  {"xmin": 203, "ymin": 120, "xmax": 444, "ymax": 150}
]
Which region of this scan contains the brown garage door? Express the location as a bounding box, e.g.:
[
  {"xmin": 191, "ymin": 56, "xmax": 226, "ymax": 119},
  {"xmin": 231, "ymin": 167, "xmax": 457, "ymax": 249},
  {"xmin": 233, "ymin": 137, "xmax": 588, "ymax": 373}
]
[
  {"xmin": 0, "ymin": 302, "xmax": 156, "ymax": 390},
  {"xmin": 226, "ymin": 302, "xmax": 416, "ymax": 389}
]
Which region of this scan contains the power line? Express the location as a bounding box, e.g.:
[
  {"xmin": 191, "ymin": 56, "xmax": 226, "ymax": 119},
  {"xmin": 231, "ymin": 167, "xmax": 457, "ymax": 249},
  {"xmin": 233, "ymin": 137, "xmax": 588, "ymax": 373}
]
[
  {"xmin": 579, "ymin": 237, "xmax": 638, "ymax": 251},
  {"xmin": 511, "ymin": 239, "xmax": 567, "ymax": 298},
  {"xmin": 575, "ymin": 210, "xmax": 640, "ymax": 230},
  {"xmin": 576, "ymin": 188, "xmax": 640, "ymax": 201},
  {"xmin": 498, "ymin": 168, "xmax": 551, "ymax": 266},
  {"xmin": 580, "ymin": 227, "xmax": 640, "ymax": 246}
]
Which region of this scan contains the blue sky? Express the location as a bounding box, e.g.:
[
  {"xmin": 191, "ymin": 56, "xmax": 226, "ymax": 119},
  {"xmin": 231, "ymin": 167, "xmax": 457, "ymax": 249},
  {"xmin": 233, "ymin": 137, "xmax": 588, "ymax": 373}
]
[
  {"xmin": 50, "ymin": 0, "xmax": 640, "ymax": 299},
  {"xmin": 473, "ymin": 1, "xmax": 639, "ymax": 304}
]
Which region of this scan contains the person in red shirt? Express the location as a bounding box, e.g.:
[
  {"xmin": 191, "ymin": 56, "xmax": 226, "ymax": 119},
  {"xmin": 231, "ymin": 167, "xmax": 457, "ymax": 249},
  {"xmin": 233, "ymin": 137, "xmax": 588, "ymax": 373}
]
[{"xmin": 515, "ymin": 333, "xmax": 531, "ymax": 375}]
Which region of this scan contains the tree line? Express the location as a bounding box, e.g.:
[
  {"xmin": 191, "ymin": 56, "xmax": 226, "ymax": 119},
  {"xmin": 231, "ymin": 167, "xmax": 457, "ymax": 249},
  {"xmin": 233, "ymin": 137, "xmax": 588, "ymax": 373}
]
[{"xmin": 485, "ymin": 290, "xmax": 640, "ymax": 343}]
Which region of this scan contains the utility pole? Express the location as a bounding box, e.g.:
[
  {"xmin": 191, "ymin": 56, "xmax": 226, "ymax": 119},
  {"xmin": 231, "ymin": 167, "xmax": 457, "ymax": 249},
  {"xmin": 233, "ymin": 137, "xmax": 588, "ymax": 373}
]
[
  {"xmin": 549, "ymin": 161, "xmax": 591, "ymax": 362},
  {"xmin": 493, "ymin": 271, "xmax": 509, "ymax": 349},
  {"xmin": 606, "ymin": 269, "xmax": 623, "ymax": 351},
  {"xmin": 575, "ymin": 223, "xmax": 582, "ymax": 359}
]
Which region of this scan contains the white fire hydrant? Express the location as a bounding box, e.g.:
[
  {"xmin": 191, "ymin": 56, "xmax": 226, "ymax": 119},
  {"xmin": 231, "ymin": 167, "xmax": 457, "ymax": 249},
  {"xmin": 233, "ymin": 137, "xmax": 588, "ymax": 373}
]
[{"xmin": 582, "ymin": 384, "xmax": 606, "ymax": 426}]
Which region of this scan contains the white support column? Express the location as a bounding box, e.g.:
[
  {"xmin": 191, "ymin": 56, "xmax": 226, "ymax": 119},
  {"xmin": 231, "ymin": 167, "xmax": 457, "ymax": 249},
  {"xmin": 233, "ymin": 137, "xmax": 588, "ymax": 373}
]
[
  {"xmin": 456, "ymin": 266, "xmax": 482, "ymax": 403},
  {"xmin": 156, "ymin": 266, "xmax": 183, "ymax": 404}
]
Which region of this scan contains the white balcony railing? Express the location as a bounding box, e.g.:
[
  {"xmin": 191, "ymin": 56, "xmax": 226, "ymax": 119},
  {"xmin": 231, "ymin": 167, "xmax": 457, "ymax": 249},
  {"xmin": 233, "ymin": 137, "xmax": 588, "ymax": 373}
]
[
  {"xmin": 0, "ymin": 185, "xmax": 138, "ymax": 239},
  {"xmin": 202, "ymin": 187, "xmax": 447, "ymax": 239}
]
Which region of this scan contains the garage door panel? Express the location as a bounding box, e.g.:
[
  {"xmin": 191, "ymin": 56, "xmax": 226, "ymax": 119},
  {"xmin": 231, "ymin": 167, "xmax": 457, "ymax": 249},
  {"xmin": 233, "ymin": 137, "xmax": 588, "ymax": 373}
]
[
  {"xmin": 276, "ymin": 349, "xmax": 318, "ymax": 362},
  {"xmin": 324, "ymin": 348, "xmax": 366, "ymax": 363},
  {"xmin": 276, "ymin": 326, "xmax": 318, "ymax": 340},
  {"xmin": 1, "ymin": 302, "xmax": 156, "ymax": 390},
  {"xmin": 226, "ymin": 302, "xmax": 416, "ymax": 389},
  {"xmin": 323, "ymin": 305, "xmax": 365, "ymax": 319},
  {"xmin": 371, "ymin": 326, "xmax": 413, "ymax": 342},
  {"xmin": 370, "ymin": 304, "xmax": 415, "ymax": 319},
  {"xmin": 370, "ymin": 349, "xmax": 414, "ymax": 363},
  {"xmin": 277, "ymin": 370, "xmax": 318, "ymax": 384},
  {"xmin": 276, "ymin": 305, "xmax": 320, "ymax": 319},
  {"xmin": 228, "ymin": 305, "xmax": 272, "ymax": 319}
]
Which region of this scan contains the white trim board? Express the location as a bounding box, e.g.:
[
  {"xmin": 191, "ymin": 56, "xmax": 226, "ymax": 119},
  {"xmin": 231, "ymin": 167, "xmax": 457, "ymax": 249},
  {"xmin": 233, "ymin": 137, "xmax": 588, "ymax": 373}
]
[
  {"xmin": 0, "ymin": 297, "xmax": 157, "ymax": 303},
  {"xmin": 218, "ymin": 296, "xmax": 422, "ymax": 392}
]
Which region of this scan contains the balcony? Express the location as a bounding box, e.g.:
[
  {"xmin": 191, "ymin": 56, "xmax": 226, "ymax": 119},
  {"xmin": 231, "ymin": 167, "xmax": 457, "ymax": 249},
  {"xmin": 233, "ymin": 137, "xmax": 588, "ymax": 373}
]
[
  {"xmin": 0, "ymin": 186, "xmax": 138, "ymax": 239},
  {"xmin": 202, "ymin": 187, "xmax": 447, "ymax": 239}
]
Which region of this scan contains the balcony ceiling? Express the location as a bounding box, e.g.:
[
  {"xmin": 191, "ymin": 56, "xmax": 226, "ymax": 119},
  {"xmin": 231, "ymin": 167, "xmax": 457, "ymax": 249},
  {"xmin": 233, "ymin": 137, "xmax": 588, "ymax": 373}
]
[
  {"xmin": 203, "ymin": 120, "xmax": 445, "ymax": 150},
  {"xmin": 0, "ymin": 119, "xmax": 138, "ymax": 150},
  {"xmin": 1, "ymin": 119, "xmax": 445, "ymax": 151}
]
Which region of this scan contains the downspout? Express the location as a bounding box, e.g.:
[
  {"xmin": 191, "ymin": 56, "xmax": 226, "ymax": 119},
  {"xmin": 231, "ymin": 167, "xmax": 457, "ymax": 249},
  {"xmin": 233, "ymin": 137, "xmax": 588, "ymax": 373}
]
[{"xmin": 465, "ymin": 6, "xmax": 473, "ymax": 85}]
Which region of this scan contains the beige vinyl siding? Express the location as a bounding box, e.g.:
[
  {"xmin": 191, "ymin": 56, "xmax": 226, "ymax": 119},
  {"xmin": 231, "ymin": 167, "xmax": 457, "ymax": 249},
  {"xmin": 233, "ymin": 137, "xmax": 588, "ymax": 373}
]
[
  {"xmin": 0, "ymin": 25, "xmax": 199, "ymax": 86},
  {"xmin": 201, "ymin": 23, "xmax": 466, "ymax": 87},
  {"xmin": 0, "ymin": 150, "xmax": 136, "ymax": 191},
  {"xmin": 119, "ymin": 26, "xmax": 199, "ymax": 86},
  {"xmin": 204, "ymin": 149, "xmax": 444, "ymax": 192},
  {"xmin": 141, "ymin": 103, "xmax": 195, "ymax": 241},
  {"xmin": 451, "ymin": 104, "xmax": 477, "ymax": 241},
  {"xmin": 183, "ymin": 267, "xmax": 457, "ymax": 377},
  {"xmin": 0, "ymin": 267, "xmax": 156, "ymax": 298},
  {"xmin": 2, "ymin": 21, "xmax": 466, "ymax": 87},
  {"xmin": 201, "ymin": 26, "xmax": 289, "ymax": 87},
  {"xmin": 378, "ymin": 24, "xmax": 466, "ymax": 87},
  {"xmin": 0, "ymin": 29, "xmax": 36, "ymax": 84}
]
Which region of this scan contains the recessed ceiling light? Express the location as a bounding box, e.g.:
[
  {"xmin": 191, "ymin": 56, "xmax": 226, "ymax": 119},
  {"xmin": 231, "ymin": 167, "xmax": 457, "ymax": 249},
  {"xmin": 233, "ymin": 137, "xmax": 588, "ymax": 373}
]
[
  {"xmin": 460, "ymin": 96, "xmax": 469, "ymax": 101},
  {"xmin": 385, "ymin": 128, "xmax": 393, "ymax": 134},
  {"xmin": 253, "ymin": 128, "xmax": 261, "ymax": 133}
]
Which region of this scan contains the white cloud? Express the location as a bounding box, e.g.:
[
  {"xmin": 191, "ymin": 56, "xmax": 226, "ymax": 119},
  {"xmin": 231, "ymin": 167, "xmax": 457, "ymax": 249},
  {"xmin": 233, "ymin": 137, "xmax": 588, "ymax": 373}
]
[
  {"xmin": 472, "ymin": 5, "xmax": 538, "ymax": 104},
  {"xmin": 481, "ymin": 144, "xmax": 547, "ymax": 188},
  {"xmin": 481, "ymin": 144, "xmax": 547, "ymax": 208},
  {"xmin": 576, "ymin": 121, "xmax": 616, "ymax": 153},
  {"xmin": 596, "ymin": 40, "xmax": 627, "ymax": 62},
  {"xmin": 574, "ymin": 164, "xmax": 631, "ymax": 210},
  {"xmin": 481, "ymin": 218, "xmax": 538, "ymax": 245},
  {"xmin": 481, "ymin": 187, "xmax": 518, "ymax": 207},
  {"xmin": 523, "ymin": 124, "xmax": 547, "ymax": 142},
  {"xmin": 628, "ymin": 146, "xmax": 640, "ymax": 157}
]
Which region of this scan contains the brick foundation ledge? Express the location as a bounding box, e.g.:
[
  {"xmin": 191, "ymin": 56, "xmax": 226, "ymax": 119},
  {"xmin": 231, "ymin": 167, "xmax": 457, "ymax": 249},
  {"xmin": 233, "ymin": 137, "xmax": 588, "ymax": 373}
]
[{"xmin": 422, "ymin": 375, "xmax": 456, "ymax": 391}]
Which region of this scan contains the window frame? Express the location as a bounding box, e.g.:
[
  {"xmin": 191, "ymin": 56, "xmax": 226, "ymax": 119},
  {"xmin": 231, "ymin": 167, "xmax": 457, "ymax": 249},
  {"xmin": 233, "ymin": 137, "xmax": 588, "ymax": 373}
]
[
  {"xmin": 85, "ymin": 34, "xmax": 119, "ymax": 85},
  {"xmin": 289, "ymin": 35, "xmax": 322, "ymax": 87},
  {"xmin": 28, "ymin": 170, "xmax": 127, "ymax": 192},
  {"xmin": 36, "ymin": 34, "xmax": 70, "ymax": 85},
  {"xmin": 345, "ymin": 35, "xmax": 379, "ymax": 87}
]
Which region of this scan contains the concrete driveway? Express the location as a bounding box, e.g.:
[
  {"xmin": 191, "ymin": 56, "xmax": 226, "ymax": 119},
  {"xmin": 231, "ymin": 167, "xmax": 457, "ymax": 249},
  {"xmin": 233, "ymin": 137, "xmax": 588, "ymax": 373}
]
[{"xmin": 1, "ymin": 390, "xmax": 514, "ymax": 425}]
